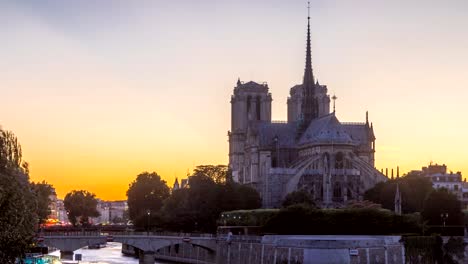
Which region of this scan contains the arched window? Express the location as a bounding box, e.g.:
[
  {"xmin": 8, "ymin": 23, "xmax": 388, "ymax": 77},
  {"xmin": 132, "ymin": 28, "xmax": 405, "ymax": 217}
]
[
  {"xmin": 247, "ymin": 96, "xmax": 252, "ymax": 115},
  {"xmin": 333, "ymin": 183, "xmax": 341, "ymax": 198},
  {"xmin": 347, "ymin": 188, "xmax": 353, "ymax": 199},
  {"xmin": 335, "ymin": 152, "xmax": 344, "ymax": 169},
  {"xmin": 271, "ymin": 157, "xmax": 277, "ymax": 168},
  {"xmin": 256, "ymin": 96, "xmax": 261, "ymax": 120}
]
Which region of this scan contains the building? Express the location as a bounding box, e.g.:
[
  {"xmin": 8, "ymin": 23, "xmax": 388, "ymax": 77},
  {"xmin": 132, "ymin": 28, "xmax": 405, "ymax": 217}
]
[
  {"xmin": 92, "ymin": 200, "xmax": 128, "ymax": 224},
  {"xmin": 228, "ymin": 14, "xmax": 386, "ymax": 208},
  {"xmin": 56, "ymin": 199, "xmax": 69, "ymax": 224},
  {"xmin": 48, "ymin": 188, "xmax": 59, "ymax": 220},
  {"xmin": 412, "ymin": 163, "xmax": 466, "ymax": 208}
]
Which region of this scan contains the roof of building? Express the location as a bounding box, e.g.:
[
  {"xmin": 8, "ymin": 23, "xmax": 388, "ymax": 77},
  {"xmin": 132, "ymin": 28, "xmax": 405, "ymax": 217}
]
[
  {"xmin": 256, "ymin": 121, "xmax": 297, "ymax": 148},
  {"xmin": 298, "ymin": 113, "xmax": 354, "ymax": 146},
  {"xmin": 342, "ymin": 123, "xmax": 371, "ymax": 145}
]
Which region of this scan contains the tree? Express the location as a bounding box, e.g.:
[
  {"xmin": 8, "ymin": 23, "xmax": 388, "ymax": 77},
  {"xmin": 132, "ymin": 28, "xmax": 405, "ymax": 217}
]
[
  {"xmin": 0, "ymin": 129, "xmax": 24, "ymax": 173},
  {"xmin": 0, "ymin": 128, "xmax": 37, "ymax": 263},
  {"xmin": 364, "ymin": 174, "xmax": 433, "ymax": 213},
  {"xmin": 161, "ymin": 172, "xmax": 261, "ymax": 233},
  {"xmin": 64, "ymin": 190, "xmax": 100, "ymax": 226},
  {"xmin": 422, "ymin": 188, "xmax": 463, "ymax": 226},
  {"xmin": 282, "ymin": 190, "xmax": 316, "ymax": 208},
  {"xmin": 126, "ymin": 172, "xmax": 170, "ymax": 229},
  {"xmin": 345, "ymin": 200, "xmax": 382, "ymax": 209},
  {"xmin": 193, "ymin": 165, "xmax": 229, "ymax": 184},
  {"xmin": 31, "ymin": 181, "xmax": 54, "ymax": 224}
]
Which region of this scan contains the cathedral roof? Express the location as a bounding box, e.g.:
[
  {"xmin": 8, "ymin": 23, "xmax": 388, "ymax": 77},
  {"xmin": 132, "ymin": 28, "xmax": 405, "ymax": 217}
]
[
  {"xmin": 342, "ymin": 123, "xmax": 372, "ymax": 145},
  {"xmin": 298, "ymin": 114, "xmax": 354, "ymax": 146},
  {"xmin": 237, "ymin": 81, "xmax": 268, "ymax": 91},
  {"xmin": 256, "ymin": 122, "xmax": 297, "ymax": 148}
]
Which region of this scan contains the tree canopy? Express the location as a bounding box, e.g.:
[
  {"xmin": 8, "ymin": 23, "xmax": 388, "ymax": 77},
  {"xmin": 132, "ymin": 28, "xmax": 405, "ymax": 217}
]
[
  {"xmin": 31, "ymin": 181, "xmax": 54, "ymax": 224},
  {"xmin": 0, "ymin": 128, "xmax": 37, "ymax": 263},
  {"xmin": 422, "ymin": 188, "xmax": 463, "ymax": 226},
  {"xmin": 193, "ymin": 165, "xmax": 230, "ymax": 184},
  {"xmin": 282, "ymin": 190, "xmax": 316, "ymax": 208},
  {"xmin": 364, "ymin": 174, "xmax": 433, "ymax": 213},
  {"xmin": 126, "ymin": 172, "xmax": 170, "ymax": 228},
  {"xmin": 64, "ymin": 190, "xmax": 100, "ymax": 226},
  {"xmin": 263, "ymin": 205, "xmax": 421, "ymax": 235},
  {"xmin": 161, "ymin": 173, "xmax": 261, "ymax": 232}
]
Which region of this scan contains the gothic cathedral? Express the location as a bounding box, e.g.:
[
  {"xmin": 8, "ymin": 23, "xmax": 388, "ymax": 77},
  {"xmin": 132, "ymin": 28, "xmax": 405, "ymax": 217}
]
[{"xmin": 228, "ymin": 15, "xmax": 387, "ymax": 208}]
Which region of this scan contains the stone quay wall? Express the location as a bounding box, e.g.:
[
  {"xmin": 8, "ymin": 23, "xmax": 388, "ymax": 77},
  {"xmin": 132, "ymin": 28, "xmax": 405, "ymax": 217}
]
[{"xmin": 148, "ymin": 235, "xmax": 405, "ymax": 264}]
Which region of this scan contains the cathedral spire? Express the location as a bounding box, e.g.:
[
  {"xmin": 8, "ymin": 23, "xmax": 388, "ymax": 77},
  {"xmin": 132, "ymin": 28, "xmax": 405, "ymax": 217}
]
[
  {"xmin": 303, "ymin": 2, "xmax": 315, "ymax": 87},
  {"xmin": 299, "ymin": 1, "xmax": 318, "ymax": 131}
]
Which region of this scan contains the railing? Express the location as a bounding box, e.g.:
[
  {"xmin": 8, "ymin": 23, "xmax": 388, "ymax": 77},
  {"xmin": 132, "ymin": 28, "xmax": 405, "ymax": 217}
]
[
  {"xmin": 341, "ymin": 122, "xmax": 366, "ymax": 126},
  {"xmin": 217, "ymin": 235, "xmax": 262, "ymax": 243},
  {"xmin": 271, "ymin": 120, "xmax": 288, "ymax": 124},
  {"xmin": 41, "ymin": 230, "xmax": 214, "ymax": 238},
  {"xmin": 42, "ymin": 231, "xmax": 102, "ymax": 237}
]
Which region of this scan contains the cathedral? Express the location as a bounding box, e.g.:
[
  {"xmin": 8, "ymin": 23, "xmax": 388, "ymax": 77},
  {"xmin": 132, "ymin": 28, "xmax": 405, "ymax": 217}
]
[{"xmin": 228, "ymin": 15, "xmax": 387, "ymax": 208}]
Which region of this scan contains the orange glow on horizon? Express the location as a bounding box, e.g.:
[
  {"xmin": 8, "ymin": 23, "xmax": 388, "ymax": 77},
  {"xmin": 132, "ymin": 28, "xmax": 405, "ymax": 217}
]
[{"xmin": 2, "ymin": 1, "xmax": 468, "ymax": 200}]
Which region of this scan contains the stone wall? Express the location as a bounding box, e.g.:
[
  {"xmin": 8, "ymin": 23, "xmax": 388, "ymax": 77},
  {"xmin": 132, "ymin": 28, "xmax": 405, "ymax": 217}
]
[
  {"xmin": 127, "ymin": 235, "xmax": 406, "ymax": 264},
  {"xmin": 215, "ymin": 235, "xmax": 404, "ymax": 264},
  {"xmin": 154, "ymin": 242, "xmax": 216, "ymax": 264}
]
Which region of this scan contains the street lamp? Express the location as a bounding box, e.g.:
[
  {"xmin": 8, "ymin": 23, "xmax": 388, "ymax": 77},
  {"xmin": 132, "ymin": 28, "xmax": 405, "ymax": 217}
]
[
  {"xmin": 146, "ymin": 210, "xmax": 151, "ymax": 234},
  {"xmin": 441, "ymin": 213, "xmax": 448, "ymax": 234}
]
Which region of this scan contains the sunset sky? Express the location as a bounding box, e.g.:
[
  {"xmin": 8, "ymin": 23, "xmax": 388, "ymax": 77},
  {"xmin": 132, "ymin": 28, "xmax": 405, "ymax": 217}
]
[{"xmin": 1, "ymin": 0, "xmax": 467, "ymax": 200}]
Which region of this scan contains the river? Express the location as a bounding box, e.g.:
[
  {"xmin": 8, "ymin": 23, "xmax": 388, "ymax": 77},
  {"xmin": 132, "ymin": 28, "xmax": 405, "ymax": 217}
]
[{"xmin": 48, "ymin": 242, "xmax": 169, "ymax": 264}]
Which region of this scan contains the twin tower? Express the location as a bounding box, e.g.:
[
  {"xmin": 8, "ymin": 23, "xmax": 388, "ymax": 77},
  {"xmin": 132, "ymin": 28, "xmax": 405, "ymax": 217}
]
[{"xmin": 230, "ymin": 14, "xmax": 331, "ymax": 137}]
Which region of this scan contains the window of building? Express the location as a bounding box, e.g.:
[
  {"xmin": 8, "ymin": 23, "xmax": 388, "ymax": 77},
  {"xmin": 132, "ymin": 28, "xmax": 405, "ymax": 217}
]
[
  {"xmin": 335, "ymin": 152, "xmax": 344, "ymax": 169},
  {"xmin": 333, "ymin": 183, "xmax": 341, "ymax": 198},
  {"xmin": 256, "ymin": 96, "xmax": 261, "ymax": 120}
]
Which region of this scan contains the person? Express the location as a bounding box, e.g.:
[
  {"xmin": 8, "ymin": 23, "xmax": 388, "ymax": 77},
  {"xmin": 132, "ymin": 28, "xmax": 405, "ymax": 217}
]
[{"xmin": 227, "ymin": 231, "xmax": 233, "ymax": 244}]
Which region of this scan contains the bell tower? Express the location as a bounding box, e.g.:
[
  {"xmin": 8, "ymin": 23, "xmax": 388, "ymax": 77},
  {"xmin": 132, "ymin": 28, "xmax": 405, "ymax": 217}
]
[{"xmin": 228, "ymin": 79, "xmax": 272, "ymax": 183}]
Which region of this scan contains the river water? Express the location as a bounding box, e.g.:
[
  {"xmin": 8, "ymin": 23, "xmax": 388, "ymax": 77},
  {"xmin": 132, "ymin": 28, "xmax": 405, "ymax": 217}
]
[{"xmin": 48, "ymin": 242, "xmax": 169, "ymax": 264}]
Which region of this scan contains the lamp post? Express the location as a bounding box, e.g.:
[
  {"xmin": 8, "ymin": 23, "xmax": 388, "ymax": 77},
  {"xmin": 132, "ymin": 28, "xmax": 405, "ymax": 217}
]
[
  {"xmin": 146, "ymin": 209, "xmax": 151, "ymax": 234},
  {"xmin": 441, "ymin": 213, "xmax": 448, "ymax": 235}
]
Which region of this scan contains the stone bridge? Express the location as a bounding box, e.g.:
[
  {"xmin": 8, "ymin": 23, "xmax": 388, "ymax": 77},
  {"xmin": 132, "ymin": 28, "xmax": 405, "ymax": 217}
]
[{"xmin": 42, "ymin": 232, "xmax": 217, "ymax": 264}]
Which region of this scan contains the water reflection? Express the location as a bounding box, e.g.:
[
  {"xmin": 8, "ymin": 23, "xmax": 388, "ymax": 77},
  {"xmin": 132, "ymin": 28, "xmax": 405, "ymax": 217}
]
[{"xmin": 48, "ymin": 242, "xmax": 167, "ymax": 264}]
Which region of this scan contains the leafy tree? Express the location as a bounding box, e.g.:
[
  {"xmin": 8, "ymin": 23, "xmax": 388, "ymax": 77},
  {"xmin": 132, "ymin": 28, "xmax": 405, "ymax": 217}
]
[
  {"xmin": 345, "ymin": 200, "xmax": 381, "ymax": 209},
  {"xmin": 126, "ymin": 172, "xmax": 170, "ymax": 229},
  {"xmin": 232, "ymin": 183, "xmax": 262, "ymax": 209},
  {"xmin": 31, "ymin": 181, "xmax": 54, "ymax": 224},
  {"xmin": 193, "ymin": 165, "xmax": 229, "ymax": 184},
  {"xmin": 0, "ymin": 128, "xmax": 37, "ymax": 263},
  {"xmin": 422, "ymin": 188, "xmax": 463, "ymax": 226},
  {"xmin": 161, "ymin": 172, "xmax": 261, "ymax": 233},
  {"xmin": 64, "ymin": 190, "xmax": 100, "ymax": 226},
  {"xmin": 0, "ymin": 129, "xmax": 24, "ymax": 172},
  {"xmin": 263, "ymin": 206, "xmax": 421, "ymax": 235},
  {"xmin": 364, "ymin": 174, "xmax": 433, "ymax": 213},
  {"xmin": 282, "ymin": 190, "xmax": 316, "ymax": 208},
  {"xmin": 180, "ymin": 174, "xmax": 220, "ymax": 232}
]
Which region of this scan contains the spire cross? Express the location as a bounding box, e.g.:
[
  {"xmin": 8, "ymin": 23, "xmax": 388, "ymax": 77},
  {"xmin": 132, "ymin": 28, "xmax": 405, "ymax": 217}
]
[
  {"xmin": 332, "ymin": 94, "xmax": 337, "ymax": 113},
  {"xmin": 307, "ymin": 2, "xmax": 310, "ymax": 19}
]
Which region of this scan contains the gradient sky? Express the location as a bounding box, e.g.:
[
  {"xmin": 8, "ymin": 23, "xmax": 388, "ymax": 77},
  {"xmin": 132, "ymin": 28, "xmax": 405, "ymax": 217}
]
[{"xmin": 1, "ymin": 0, "xmax": 467, "ymax": 200}]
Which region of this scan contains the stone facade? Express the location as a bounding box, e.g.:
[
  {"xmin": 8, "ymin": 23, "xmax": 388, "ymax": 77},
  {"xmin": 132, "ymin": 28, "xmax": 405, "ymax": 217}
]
[
  {"xmin": 409, "ymin": 163, "xmax": 466, "ymax": 209},
  {"xmin": 228, "ymin": 17, "xmax": 386, "ymax": 208}
]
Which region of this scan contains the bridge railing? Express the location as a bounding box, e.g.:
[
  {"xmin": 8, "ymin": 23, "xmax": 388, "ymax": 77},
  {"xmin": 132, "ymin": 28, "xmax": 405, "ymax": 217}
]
[
  {"xmin": 41, "ymin": 231, "xmax": 102, "ymax": 237},
  {"xmin": 107, "ymin": 231, "xmax": 215, "ymax": 238},
  {"xmin": 41, "ymin": 230, "xmax": 215, "ymax": 238},
  {"xmin": 217, "ymin": 234, "xmax": 262, "ymax": 243}
]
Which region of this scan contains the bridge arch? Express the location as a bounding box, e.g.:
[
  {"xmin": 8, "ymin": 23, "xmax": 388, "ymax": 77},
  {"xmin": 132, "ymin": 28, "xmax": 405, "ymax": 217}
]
[
  {"xmin": 114, "ymin": 236, "xmax": 216, "ymax": 253},
  {"xmin": 43, "ymin": 236, "xmax": 107, "ymax": 252}
]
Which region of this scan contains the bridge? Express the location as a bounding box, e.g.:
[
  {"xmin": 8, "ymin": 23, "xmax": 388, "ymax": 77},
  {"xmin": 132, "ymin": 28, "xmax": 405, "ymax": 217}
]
[{"xmin": 41, "ymin": 231, "xmax": 218, "ymax": 264}]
